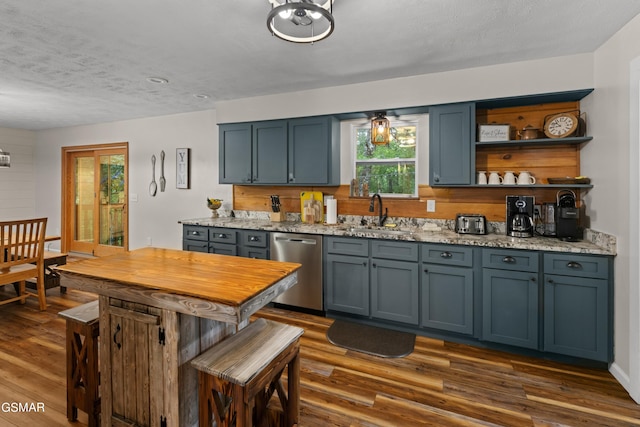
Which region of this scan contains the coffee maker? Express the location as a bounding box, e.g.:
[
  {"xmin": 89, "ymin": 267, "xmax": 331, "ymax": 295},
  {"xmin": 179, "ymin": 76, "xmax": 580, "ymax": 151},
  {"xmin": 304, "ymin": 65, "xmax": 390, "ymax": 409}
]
[
  {"xmin": 506, "ymin": 195, "xmax": 535, "ymax": 238},
  {"xmin": 556, "ymin": 190, "xmax": 581, "ymax": 241}
]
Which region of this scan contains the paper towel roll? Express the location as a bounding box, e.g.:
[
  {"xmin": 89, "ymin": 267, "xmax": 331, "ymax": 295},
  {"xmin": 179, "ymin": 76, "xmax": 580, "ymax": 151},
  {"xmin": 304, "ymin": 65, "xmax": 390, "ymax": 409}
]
[{"xmin": 326, "ymin": 199, "xmax": 337, "ymax": 224}]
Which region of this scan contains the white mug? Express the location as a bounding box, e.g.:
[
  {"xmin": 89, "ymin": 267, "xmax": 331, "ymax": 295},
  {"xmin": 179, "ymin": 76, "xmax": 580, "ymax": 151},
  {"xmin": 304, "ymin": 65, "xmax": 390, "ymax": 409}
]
[
  {"xmin": 477, "ymin": 171, "xmax": 487, "ymax": 185},
  {"xmin": 488, "ymin": 171, "xmax": 502, "ymax": 185},
  {"xmin": 503, "ymin": 171, "xmax": 516, "ymax": 185},
  {"xmin": 517, "ymin": 171, "xmax": 536, "ymax": 185}
]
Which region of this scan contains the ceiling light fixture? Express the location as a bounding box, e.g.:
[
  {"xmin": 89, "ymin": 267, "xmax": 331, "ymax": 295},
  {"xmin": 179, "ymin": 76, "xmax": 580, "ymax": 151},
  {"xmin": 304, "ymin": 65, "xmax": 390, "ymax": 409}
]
[
  {"xmin": 267, "ymin": 0, "xmax": 335, "ymax": 44},
  {"xmin": 0, "ymin": 149, "xmax": 10, "ymax": 168},
  {"xmin": 371, "ymin": 112, "xmax": 390, "ymax": 145}
]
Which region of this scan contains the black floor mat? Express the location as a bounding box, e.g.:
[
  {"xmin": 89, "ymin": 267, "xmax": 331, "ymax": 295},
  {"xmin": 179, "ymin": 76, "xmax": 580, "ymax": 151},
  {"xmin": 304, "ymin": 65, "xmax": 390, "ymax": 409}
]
[{"xmin": 326, "ymin": 319, "xmax": 415, "ymax": 358}]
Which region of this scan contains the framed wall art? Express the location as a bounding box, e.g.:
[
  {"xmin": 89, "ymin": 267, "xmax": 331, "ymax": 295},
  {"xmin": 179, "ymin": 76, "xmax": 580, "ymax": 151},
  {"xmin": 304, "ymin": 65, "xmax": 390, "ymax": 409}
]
[{"xmin": 176, "ymin": 148, "xmax": 190, "ymax": 189}]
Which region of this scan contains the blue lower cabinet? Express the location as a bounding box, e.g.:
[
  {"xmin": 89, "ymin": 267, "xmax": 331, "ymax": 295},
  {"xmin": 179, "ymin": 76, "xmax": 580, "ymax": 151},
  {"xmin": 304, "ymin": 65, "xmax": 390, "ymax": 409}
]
[
  {"xmin": 325, "ymin": 253, "xmax": 370, "ymax": 316},
  {"xmin": 182, "ymin": 239, "xmax": 208, "ymax": 253},
  {"xmin": 371, "ymin": 259, "xmax": 419, "ymax": 325},
  {"xmin": 482, "ymin": 268, "xmax": 539, "ymax": 349},
  {"xmin": 544, "ymin": 274, "xmax": 609, "ymax": 361},
  {"xmin": 209, "ymin": 243, "xmax": 237, "ymax": 256},
  {"xmin": 421, "ymin": 265, "xmax": 473, "ymax": 335}
]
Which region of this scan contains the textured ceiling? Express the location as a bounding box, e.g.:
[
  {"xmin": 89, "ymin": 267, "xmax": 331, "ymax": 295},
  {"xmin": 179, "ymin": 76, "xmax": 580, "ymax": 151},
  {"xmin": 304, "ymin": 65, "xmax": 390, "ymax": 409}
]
[{"xmin": 1, "ymin": 0, "xmax": 639, "ymax": 131}]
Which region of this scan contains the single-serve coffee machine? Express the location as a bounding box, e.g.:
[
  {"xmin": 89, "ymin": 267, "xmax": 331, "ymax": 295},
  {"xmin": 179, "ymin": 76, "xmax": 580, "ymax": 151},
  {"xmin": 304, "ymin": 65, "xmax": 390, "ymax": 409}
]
[
  {"xmin": 506, "ymin": 195, "xmax": 535, "ymax": 238},
  {"xmin": 556, "ymin": 190, "xmax": 581, "ymax": 241}
]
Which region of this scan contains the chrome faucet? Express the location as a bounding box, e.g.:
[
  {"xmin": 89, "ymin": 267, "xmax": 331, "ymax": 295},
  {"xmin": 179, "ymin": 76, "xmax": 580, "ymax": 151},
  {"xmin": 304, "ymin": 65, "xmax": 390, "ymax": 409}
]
[{"xmin": 369, "ymin": 193, "xmax": 388, "ymax": 227}]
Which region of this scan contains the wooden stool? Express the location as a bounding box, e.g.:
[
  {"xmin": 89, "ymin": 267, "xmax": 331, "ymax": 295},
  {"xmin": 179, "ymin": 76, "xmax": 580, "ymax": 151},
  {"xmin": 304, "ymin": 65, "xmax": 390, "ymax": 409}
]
[
  {"xmin": 59, "ymin": 300, "xmax": 100, "ymax": 427},
  {"xmin": 191, "ymin": 318, "xmax": 304, "ymax": 427}
]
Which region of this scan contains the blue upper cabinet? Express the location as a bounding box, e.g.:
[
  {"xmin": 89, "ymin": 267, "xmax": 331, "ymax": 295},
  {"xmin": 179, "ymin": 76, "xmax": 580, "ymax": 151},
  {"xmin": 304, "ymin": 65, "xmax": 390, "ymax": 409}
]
[
  {"xmin": 219, "ymin": 116, "xmax": 340, "ymax": 186},
  {"xmin": 429, "ymin": 102, "xmax": 475, "ymax": 186},
  {"xmin": 288, "ymin": 117, "xmax": 340, "ymax": 185}
]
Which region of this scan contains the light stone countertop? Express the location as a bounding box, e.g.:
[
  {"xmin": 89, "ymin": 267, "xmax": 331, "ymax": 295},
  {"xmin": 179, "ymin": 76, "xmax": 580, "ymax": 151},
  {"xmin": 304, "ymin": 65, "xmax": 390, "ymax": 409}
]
[{"xmin": 180, "ymin": 212, "xmax": 616, "ymax": 256}]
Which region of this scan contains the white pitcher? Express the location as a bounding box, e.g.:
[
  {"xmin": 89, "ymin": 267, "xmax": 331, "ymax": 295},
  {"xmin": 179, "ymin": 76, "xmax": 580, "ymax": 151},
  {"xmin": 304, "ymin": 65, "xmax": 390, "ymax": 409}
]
[
  {"xmin": 503, "ymin": 171, "xmax": 516, "ymax": 185},
  {"xmin": 517, "ymin": 171, "xmax": 536, "ymax": 185},
  {"xmin": 488, "ymin": 171, "xmax": 502, "ymax": 185},
  {"xmin": 477, "ymin": 171, "xmax": 487, "ymax": 185}
]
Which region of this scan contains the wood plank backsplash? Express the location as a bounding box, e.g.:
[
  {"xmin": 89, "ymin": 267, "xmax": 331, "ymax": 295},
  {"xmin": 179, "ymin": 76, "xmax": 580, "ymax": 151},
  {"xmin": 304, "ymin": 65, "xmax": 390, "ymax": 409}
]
[{"xmin": 233, "ymin": 184, "xmax": 579, "ymax": 222}]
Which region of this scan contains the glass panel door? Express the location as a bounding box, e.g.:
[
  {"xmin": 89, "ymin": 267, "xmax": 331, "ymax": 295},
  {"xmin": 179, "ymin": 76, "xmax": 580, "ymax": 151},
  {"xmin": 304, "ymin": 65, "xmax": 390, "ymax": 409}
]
[{"xmin": 64, "ymin": 145, "xmax": 128, "ymax": 256}]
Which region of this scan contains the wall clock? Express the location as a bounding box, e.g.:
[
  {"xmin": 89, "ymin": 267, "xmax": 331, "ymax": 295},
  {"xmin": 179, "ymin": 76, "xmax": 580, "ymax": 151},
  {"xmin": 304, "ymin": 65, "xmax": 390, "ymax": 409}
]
[{"xmin": 544, "ymin": 112, "xmax": 578, "ymax": 138}]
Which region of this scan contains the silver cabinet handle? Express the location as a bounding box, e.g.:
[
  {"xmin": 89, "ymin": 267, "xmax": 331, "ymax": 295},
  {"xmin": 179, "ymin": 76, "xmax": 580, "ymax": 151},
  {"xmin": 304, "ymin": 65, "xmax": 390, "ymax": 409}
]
[
  {"xmin": 567, "ymin": 261, "xmax": 582, "ymax": 269},
  {"xmin": 249, "ymin": 236, "xmax": 259, "ymax": 242},
  {"xmin": 191, "ymin": 231, "xmax": 199, "ymax": 235},
  {"xmin": 440, "ymin": 252, "xmax": 452, "ymax": 258},
  {"xmin": 502, "ymin": 256, "xmax": 516, "ymax": 263},
  {"xmin": 218, "ymin": 233, "xmax": 226, "ymax": 239}
]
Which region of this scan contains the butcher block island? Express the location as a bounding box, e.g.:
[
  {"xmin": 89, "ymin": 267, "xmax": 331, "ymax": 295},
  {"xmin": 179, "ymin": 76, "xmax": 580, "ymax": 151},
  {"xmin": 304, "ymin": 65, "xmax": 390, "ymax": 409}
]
[{"xmin": 56, "ymin": 247, "xmax": 301, "ymax": 427}]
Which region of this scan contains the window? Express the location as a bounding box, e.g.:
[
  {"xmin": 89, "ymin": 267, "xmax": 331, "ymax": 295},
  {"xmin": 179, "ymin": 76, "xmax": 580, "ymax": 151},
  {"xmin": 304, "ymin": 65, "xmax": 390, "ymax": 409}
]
[{"xmin": 353, "ymin": 118, "xmax": 418, "ymax": 197}]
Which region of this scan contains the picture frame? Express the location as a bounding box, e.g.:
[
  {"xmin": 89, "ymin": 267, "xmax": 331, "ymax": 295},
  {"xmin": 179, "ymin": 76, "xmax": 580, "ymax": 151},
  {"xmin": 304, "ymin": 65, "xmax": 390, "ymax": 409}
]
[
  {"xmin": 0, "ymin": 150, "xmax": 10, "ymax": 168},
  {"xmin": 176, "ymin": 148, "xmax": 190, "ymax": 189},
  {"xmin": 478, "ymin": 124, "xmax": 511, "ymax": 142}
]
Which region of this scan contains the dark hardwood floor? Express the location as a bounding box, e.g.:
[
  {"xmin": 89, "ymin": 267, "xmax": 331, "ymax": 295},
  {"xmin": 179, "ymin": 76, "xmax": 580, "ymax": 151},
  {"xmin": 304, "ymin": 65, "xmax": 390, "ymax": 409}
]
[{"xmin": 0, "ymin": 287, "xmax": 638, "ymax": 426}]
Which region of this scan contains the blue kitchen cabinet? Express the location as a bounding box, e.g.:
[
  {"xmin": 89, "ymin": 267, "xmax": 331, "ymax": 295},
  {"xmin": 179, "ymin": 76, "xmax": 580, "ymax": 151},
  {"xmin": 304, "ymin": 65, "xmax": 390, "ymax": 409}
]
[
  {"xmin": 429, "ymin": 102, "xmax": 475, "ymax": 185},
  {"xmin": 482, "ymin": 248, "xmax": 540, "ymax": 350},
  {"xmin": 288, "ymin": 116, "xmax": 340, "ymax": 185},
  {"xmin": 238, "ymin": 230, "xmax": 270, "ymax": 259},
  {"xmin": 543, "ymin": 253, "xmax": 612, "ymax": 362},
  {"xmin": 219, "ymin": 116, "xmax": 339, "ymax": 185},
  {"xmin": 325, "ymin": 237, "xmax": 370, "ymax": 316},
  {"xmin": 209, "ymin": 228, "xmax": 238, "ymax": 256},
  {"xmin": 182, "ymin": 225, "xmax": 209, "ymax": 253},
  {"xmin": 421, "ymin": 244, "xmax": 475, "ymax": 335},
  {"xmin": 370, "ymin": 240, "xmax": 419, "ymax": 325},
  {"xmin": 219, "ymin": 121, "xmax": 287, "ymax": 184}
]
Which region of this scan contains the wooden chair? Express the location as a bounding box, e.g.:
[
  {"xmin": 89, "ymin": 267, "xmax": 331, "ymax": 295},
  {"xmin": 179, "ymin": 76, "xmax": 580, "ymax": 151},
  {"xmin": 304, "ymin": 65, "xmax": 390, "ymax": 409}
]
[{"xmin": 0, "ymin": 218, "xmax": 48, "ymax": 310}]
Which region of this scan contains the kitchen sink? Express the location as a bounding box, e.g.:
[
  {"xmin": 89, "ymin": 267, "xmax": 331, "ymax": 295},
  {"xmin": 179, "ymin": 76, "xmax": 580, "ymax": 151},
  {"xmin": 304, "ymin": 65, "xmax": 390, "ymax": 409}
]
[{"xmin": 347, "ymin": 227, "xmax": 413, "ymax": 236}]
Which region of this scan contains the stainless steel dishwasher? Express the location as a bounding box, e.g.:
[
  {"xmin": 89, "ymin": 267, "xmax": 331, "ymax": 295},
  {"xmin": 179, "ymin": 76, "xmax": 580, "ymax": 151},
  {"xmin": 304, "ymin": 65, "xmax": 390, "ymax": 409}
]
[{"xmin": 270, "ymin": 232, "xmax": 323, "ymax": 311}]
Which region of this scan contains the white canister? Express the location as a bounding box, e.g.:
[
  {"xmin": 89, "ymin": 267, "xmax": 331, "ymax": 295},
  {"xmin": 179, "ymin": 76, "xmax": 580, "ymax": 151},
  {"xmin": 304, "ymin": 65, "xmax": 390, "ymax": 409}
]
[{"xmin": 326, "ymin": 198, "xmax": 338, "ymax": 224}]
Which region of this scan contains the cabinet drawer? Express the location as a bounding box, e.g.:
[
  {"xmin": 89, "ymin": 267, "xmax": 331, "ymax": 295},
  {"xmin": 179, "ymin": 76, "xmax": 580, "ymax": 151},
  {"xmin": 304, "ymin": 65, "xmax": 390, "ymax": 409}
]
[
  {"xmin": 543, "ymin": 253, "xmax": 609, "ymax": 279},
  {"xmin": 372, "ymin": 240, "xmax": 418, "ymax": 262},
  {"xmin": 325, "ymin": 237, "xmax": 369, "ymax": 257},
  {"xmin": 241, "ymin": 230, "xmax": 269, "ymax": 248},
  {"xmin": 209, "ymin": 228, "xmax": 237, "ymax": 244},
  {"xmin": 482, "ymin": 248, "xmax": 539, "ymax": 272},
  {"xmin": 421, "ymin": 244, "xmax": 473, "ymax": 267},
  {"xmin": 209, "ymin": 243, "xmax": 237, "ymax": 256},
  {"xmin": 183, "ymin": 239, "xmax": 208, "ymax": 253},
  {"xmin": 183, "ymin": 225, "xmax": 209, "ymax": 241}
]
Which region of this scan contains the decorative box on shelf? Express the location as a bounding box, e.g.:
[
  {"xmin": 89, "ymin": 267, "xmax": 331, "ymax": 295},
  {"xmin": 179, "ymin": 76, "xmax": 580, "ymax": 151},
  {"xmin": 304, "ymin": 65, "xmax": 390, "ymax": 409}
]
[{"xmin": 478, "ymin": 124, "xmax": 511, "ymax": 142}]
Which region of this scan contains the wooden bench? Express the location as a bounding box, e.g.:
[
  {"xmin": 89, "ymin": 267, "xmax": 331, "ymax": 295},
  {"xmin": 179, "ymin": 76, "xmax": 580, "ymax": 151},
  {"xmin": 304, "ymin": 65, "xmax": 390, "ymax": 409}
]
[
  {"xmin": 25, "ymin": 251, "xmax": 68, "ymax": 293},
  {"xmin": 191, "ymin": 318, "xmax": 304, "ymax": 427},
  {"xmin": 59, "ymin": 300, "xmax": 100, "ymax": 427}
]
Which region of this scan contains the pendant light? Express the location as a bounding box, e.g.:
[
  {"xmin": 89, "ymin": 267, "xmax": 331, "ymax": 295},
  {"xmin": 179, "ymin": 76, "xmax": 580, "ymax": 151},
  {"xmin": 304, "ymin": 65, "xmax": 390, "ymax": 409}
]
[
  {"xmin": 0, "ymin": 149, "xmax": 9, "ymax": 168},
  {"xmin": 267, "ymin": 0, "xmax": 335, "ymax": 44},
  {"xmin": 371, "ymin": 112, "xmax": 390, "ymax": 145}
]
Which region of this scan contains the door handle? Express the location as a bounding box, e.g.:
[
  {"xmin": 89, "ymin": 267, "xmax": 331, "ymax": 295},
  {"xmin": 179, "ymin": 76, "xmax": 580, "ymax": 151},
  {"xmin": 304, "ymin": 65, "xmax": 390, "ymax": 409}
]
[{"xmin": 113, "ymin": 323, "xmax": 122, "ymax": 350}]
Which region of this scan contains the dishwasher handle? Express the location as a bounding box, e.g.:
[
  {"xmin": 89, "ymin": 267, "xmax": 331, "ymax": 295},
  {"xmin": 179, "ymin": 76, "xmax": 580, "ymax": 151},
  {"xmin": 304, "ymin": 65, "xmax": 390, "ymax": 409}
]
[{"xmin": 274, "ymin": 236, "xmax": 317, "ymax": 245}]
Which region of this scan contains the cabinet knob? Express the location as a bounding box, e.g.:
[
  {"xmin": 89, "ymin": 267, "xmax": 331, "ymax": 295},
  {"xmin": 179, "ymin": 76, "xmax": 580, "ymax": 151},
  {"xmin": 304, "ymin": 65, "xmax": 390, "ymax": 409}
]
[
  {"xmin": 218, "ymin": 234, "xmax": 226, "ymax": 239},
  {"xmin": 566, "ymin": 261, "xmax": 582, "ymax": 269},
  {"xmin": 530, "ymin": 277, "xmax": 537, "ymax": 282},
  {"xmin": 249, "ymin": 236, "xmax": 259, "ymax": 242},
  {"xmin": 191, "ymin": 231, "xmax": 199, "ymax": 235},
  {"xmin": 502, "ymin": 256, "xmax": 516, "ymax": 264},
  {"xmin": 362, "ymin": 262, "xmax": 367, "ymax": 267},
  {"xmin": 440, "ymin": 252, "xmax": 452, "ymax": 258},
  {"xmin": 372, "ymin": 263, "xmax": 377, "ymax": 268},
  {"xmin": 434, "ymin": 176, "xmax": 440, "ymax": 183},
  {"xmin": 423, "ymin": 269, "xmax": 428, "ymax": 273}
]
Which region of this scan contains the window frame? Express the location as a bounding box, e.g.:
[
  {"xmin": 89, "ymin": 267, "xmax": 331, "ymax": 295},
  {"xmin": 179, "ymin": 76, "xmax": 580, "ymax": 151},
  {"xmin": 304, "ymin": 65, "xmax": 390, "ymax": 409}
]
[{"xmin": 351, "ymin": 116, "xmax": 420, "ymax": 198}]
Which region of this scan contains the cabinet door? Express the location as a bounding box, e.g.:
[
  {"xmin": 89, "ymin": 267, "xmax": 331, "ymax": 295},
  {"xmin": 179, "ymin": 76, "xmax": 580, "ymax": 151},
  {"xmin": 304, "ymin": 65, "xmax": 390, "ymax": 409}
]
[
  {"xmin": 544, "ymin": 274, "xmax": 610, "ymax": 361},
  {"xmin": 482, "ymin": 268, "xmax": 539, "ymax": 349},
  {"xmin": 371, "ymin": 259, "xmax": 419, "ymax": 325},
  {"xmin": 421, "ymin": 264, "xmax": 473, "ymax": 335},
  {"xmin": 103, "ymin": 300, "xmax": 164, "ymax": 426},
  {"xmin": 239, "ymin": 246, "xmax": 269, "ymax": 259},
  {"xmin": 209, "ymin": 243, "xmax": 237, "ymax": 256},
  {"xmin": 288, "ymin": 117, "xmax": 338, "ymax": 185},
  {"xmin": 219, "ymin": 123, "xmax": 253, "ymax": 184},
  {"xmin": 252, "ymin": 120, "xmax": 288, "ymax": 184},
  {"xmin": 429, "ymin": 103, "xmax": 475, "ymax": 185},
  {"xmin": 325, "ymin": 253, "xmax": 369, "ymax": 316}
]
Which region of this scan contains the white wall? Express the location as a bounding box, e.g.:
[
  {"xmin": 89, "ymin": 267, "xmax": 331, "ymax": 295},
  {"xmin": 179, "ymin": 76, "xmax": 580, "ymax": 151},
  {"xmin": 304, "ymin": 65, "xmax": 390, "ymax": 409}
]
[
  {"xmin": 35, "ymin": 110, "xmax": 228, "ymax": 251},
  {"xmin": 0, "ymin": 127, "xmax": 36, "ymax": 220},
  {"xmin": 585, "ymin": 13, "xmax": 640, "ymax": 403}
]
